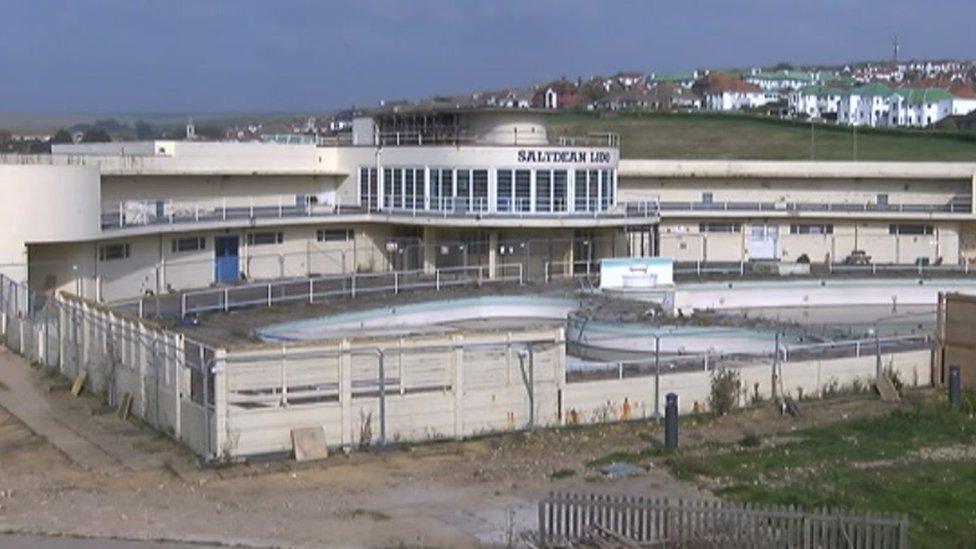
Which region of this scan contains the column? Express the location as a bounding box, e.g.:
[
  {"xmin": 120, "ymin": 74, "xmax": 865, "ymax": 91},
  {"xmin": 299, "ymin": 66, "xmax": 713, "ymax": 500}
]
[
  {"xmin": 488, "ymin": 231, "xmax": 499, "ymax": 280},
  {"xmin": 422, "ymin": 226, "xmax": 436, "ymax": 275}
]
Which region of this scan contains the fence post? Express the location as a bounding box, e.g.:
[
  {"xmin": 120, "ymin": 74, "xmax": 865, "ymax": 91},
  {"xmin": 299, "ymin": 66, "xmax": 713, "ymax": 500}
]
[
  {"xmin": 180, "ymin": 293, "xmax": 187, "ymax": 319},
  {"xmin": 654, "ymin": 336, "xmax": 661, "ymax": 419},
  {"xmin": 378, "ymin": 350, "xmax": 386, "ymax": 448},
  {"xmin": 435, "ymin": 269, "xmax": 440, "ymax": 291},
  {"xmin": 948, "ymin": 364, "xmax": 961, "ymax": 407},
  {"xmin": 665, "ymin": 393, "xmax": 678, "ymax": 449},
  {"xmin": 267, "ymin": 283, "xmax": 272, "ymax": 307},
  {"xmin": 223, "ymin": 288, "xmax": 229, "ymax": 313},
  {"xmin": 308, "ymin": 279, "xmax": 314, "ymax": 304},
  {"xmin": 351, "ymin": 272, "xmax": 357, "ymax": 298},
  {"xmin": 394, "ymin": 271, "xmax": 399, "ymax": 294}
]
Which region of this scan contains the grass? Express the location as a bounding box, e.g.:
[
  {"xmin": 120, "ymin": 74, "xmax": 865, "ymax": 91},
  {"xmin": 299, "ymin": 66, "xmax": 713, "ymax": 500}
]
[
  {"xmin": 546, "ymin": 111, "xmax": 976, "ymax": 161},
  {"xmin": 656, "ymin": 396, "xmax": 976, "ymax": 547}
]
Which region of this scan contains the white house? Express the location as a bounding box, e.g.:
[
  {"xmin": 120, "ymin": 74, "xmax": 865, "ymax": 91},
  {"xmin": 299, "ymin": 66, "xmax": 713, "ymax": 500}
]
[
  {"xmin": 544, "ymin": 88, "xmax": 558, "ymax": 110},
  {"xmin": 789, "ymin": 85, "xmax": 844, "ymax": 118},
  {"xmin": 704, "ymin": 79, "xmax": 773, "ymax": 111},
  {"xmin": 837, "ymin": 83, "xmax": 892, "ymax": 127}
]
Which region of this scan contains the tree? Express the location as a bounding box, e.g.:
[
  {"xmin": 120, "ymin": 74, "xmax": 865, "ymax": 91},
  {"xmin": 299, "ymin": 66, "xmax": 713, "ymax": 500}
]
[
  {"xmin": 81, "ymin": 129, "xmax": 111, "ymax": 143},
  {"xmin": 51, "ymin": 129, "xmax": 74, "ymax": 144},
  {"xmin": 134, "ymin": 119, "xmax": 154, "ymax": 140}
]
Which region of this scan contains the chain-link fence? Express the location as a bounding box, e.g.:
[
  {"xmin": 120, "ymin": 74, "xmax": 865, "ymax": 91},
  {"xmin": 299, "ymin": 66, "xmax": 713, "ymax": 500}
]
[{"xmin": 0, "ymin": 273, "xmax": 218, "ymax": 458}]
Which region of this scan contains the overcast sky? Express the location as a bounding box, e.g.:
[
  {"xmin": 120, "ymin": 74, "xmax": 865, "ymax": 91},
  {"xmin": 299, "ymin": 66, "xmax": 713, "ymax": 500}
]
[{"xmin": 1, "ymin": 0, "xmax": 973, "ymax": 113}]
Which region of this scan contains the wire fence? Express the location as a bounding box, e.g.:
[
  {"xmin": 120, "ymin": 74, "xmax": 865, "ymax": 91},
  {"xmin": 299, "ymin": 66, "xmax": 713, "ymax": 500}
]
[{"xmin": 0, "ymin": 273, "xmax": 218, "ymax": 458}]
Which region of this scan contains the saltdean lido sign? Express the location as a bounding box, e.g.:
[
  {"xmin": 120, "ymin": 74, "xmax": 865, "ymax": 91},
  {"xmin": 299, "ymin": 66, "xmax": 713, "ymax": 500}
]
[{"xmin": 517, "ymin": 149, "xmax": 613, "ymax": 165}]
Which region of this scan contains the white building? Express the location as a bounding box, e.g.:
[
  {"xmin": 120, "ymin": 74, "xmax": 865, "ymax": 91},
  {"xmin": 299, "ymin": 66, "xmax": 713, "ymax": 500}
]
[
  {"xmin": 837, "ymin": 83, "xmax": 893, "ymax": 127},
  {"xmin": 789, "ymin": 85, "xmax": 844, "ymax": 118},
  {"xmin": 704, "ymin": 81, "xmax": 775, "ymax": 111}
]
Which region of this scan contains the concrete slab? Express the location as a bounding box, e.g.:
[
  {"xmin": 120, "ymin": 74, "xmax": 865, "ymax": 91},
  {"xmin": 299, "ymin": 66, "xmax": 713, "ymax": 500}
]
[
  {"xmin": 291, "ymin": 426, "xmax": 329, "ymax": 462},
  {"xmin": 876, "ymin": 376, "xmax": 901, "ymax": 402}
]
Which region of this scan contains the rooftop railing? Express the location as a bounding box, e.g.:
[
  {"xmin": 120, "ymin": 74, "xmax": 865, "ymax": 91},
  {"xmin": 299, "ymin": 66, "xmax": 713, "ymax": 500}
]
[
  {"xmin": 100, "ymin": 196, "xmax": 660, "ymax": 230},
  {"xmin": 659, "ymin": 196, "xmax": 972, "ymax": 215}
]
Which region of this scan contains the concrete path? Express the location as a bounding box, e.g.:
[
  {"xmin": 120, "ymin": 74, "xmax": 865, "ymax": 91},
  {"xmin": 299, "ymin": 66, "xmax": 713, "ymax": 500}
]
[
  {"xmin": 1, "ymin": 535, "xmax": 222, "ymax": 549},
  {"xmin": 0, "ymin": 350, "xmax": 168, "ymax": 472}
]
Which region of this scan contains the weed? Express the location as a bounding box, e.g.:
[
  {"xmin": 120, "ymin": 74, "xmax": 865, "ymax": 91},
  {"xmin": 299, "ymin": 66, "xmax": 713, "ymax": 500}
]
[
  {"xmin": 709, "ymin": 368, "xmax": 741, "ymax": 416},
  {"xmin": 549, "ymin": 468, "xmax": 576, "ymax": 480}
]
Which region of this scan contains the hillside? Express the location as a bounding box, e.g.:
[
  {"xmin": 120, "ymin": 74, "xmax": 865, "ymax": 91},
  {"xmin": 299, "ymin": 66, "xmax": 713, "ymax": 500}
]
[{"xmin": 546, "ymin": 112, "xmax": 976, "ymax": 161}]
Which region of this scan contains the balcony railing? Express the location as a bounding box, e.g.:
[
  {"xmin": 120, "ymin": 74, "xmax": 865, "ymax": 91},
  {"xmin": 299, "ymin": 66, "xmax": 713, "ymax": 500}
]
[
  {"xmin": 101, "ymin": 196, "xmax": 659, "ymax": 230},
  {"xmin": 659, "ymin": 197, "xmax": 973, "ymax": 215}
]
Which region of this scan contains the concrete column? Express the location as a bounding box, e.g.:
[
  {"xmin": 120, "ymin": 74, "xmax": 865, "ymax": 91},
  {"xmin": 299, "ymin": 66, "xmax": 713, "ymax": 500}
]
[
  {"xmin": 488, "ymin": 231, "xmax": 499, "ymax": 280},
  {"xmin": 212, "ymin": 348, "xmax": 228, "ymax": 459},
  {"xmin": 339, "ymin": 339, "xmax": 353, "ymax": 448},
  {"xmin": 452, "ymin": 334, "xmax": 464, "ymax": 438},
  {"xmin": 422, "ymin": 227, "xmax": 437, "ymax": 275}
]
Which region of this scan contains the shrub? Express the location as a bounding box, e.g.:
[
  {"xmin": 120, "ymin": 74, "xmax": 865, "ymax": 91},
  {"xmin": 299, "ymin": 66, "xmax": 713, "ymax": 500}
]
[{"xmin": 709, "ymin": 368, "xmax": 741, "ymax": 416}]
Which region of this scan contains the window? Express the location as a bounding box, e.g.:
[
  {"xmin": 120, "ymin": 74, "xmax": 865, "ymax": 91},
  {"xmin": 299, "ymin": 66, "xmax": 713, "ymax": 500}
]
[
  {"xmin": 790, "ymin": 224, "xmax": 833, "ymax": 235},
  {"xmin": 497, "ymin": 169, "xmax": 513, "ymax": 211},
  {"xmin": 247, "ymin": 231, "xmax": 283, "ymax": 246},
  {"xmin": 456, "ymin": 169, "xmax": 470, "ymax": 209},
  {"xmin": 574, "ymin": 170, "xmax": 588, "ymax": 211},
  {"xmin": 536, "ymin": 170, "xmax": 552, "ymax": 212},
  {"xmin": 553, "ymin": 170, "xmax": 568, "ymax": 212},
  {"xmin": 702, "ymin": 192, "xmax": 714, "ymax": 204},
  {"xmin": 99, "ymin": 243, "xmax": 130, "ymax": 261},
  {"xmin": 699, "ymin": 223, "xmax": 741, "ymax": 233},
  {"xmin": 889, "ymin": 224, "xmax": 933, "ymax": 235},
  {"xmin": 317, "ymin": 228, "xmax": 353, "ymax": 242},
  {"xmin": 876, "ymin": 193, "xmax": 889, "ymax": 207},
  {"xmin": 359, "ymin": 167, "xmax": 377, "ymax": 211},
  {"xmin": 588, "ymin": 170, "xmax": 600, "ymax": 210},
  {"xmin": 472, "ymin": 169, "xmax": 488, "ymax": 211},
  {"xmin": 429, "ymin": 169, "xmax": 441, "ymax": 210},
  {"xmin": 514, "ymin": 170, "xmax": 531, "ymax": 212},
  {"xmin": 171, "ymin": 236, "xmax": 206, "ymax": 253}
]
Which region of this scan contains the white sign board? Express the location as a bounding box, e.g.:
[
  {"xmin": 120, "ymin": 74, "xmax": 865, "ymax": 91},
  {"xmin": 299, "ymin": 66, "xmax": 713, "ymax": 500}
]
[{"xmin": 600, "ymin": 257, "xmax": 674, "ymax": 289}]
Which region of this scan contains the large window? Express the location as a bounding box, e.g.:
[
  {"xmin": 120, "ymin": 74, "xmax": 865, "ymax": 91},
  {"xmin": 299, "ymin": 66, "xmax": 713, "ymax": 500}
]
[
  {"xmin": 359, "ymin": 167, "xmax": 377, "ymax": 211},
  {"xmin": 600, "ymin": 170, "xmax": 614, "ymax": 209},
  {"xmin": 790, "ymin": 224, "xmax": 833, "ymax": 235},
  {"xmin": 588, "ymin": 170, "xmax": 600, "ymax": 211},
  {"xmin": 553, "ymin": 170, "xmax": 568, "ymax": 212},
  {"xmin": 536, "ymin": 170, "xmax": 552, "ymax": 212},
  {"xmin": 456, "ymin": 169, "xmax": 470, "ymax": 211},
  {"xmin": 247, "ymin": 231, "xmax": 284, "ymax": 246},
  {"xmin": 171, "ymin": 236, "xmax": 206, "ymax": 253},
  {"xmin": 514, "ymin": 170, "xmax": 531, "ymax": 212},
  {"xmin": 699, "ymin": 222, "xmax": 741, "ymax": 233},
  {"xmin": 472, "ymin": 169, "xmax": 488, "ymax": 212},
  {"xmin": 574, "ymin": 170, "xmax": 588, "ymax": 211},
  {"xmin": 99, "ymin": 243, "xmax": 130, "ymax": 262},
  {"xmin": 317, "ymin": 228, "xmax": 353, "ymax": 242},
  {"xmin": 889, "ymin": 224, "xmax": 933, "ymax": 235},
  {"xmin": 429, "ymin": 169, "xmax": 441, "ymax": 211},
  {"xmin": 497, "ymin": 170, "xmax": 513, "ymax": 212}
]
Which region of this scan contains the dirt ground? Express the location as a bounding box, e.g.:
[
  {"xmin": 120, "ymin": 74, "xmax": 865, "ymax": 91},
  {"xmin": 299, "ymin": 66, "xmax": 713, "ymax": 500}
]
[{"xmin": 0, "ymin": 355, "xmax": 908, "ymax": 548}]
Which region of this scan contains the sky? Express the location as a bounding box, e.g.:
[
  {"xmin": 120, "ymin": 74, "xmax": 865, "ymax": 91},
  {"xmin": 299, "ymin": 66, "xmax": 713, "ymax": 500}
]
[{"xmin": 0, "ymin": 0, "xmax": 974, "ymax": 114}]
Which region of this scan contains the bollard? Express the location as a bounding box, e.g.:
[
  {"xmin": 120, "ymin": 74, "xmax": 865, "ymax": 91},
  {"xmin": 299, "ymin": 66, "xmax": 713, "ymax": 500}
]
[
  {"xmin": 948, "ymin": 364, "xmax": 961, "ymax": 408},
  {"xmin": 665, "ymin": 393, "xmax": 678, "ymax": 449}
]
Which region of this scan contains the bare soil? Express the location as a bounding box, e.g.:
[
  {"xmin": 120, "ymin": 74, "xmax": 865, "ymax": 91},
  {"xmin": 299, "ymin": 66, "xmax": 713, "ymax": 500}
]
[{"xmin": 0, "ymin": 372, "xmax": 906, "ymax": 548}]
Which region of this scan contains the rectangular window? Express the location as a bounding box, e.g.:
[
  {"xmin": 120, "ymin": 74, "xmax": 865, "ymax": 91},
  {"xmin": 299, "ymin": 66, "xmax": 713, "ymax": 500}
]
[
  {"xmin": 876, "ymin": 193, "xmax": 889, "ymax": 207},
  {"xmin": 359, "ymin": 167, "xmax": 377, "ymax": 211},
  {"xmin": 514, "ymin": 170, "xmax": 531, "ymax": 212},
  {"xmin": 472, "ymin": 169, "xmax": 488, "ymax": 211},
  {"xmin": 699, "ymin": 223, "xmax": 741, "ymax": 233},
  {"xmin": 392, "ymin": 168, "xmax": 403, "ymax": 209},
  {"xmin": 789, "ymin": 224, "xmax": 834, "ymax": 235},
  {"xmin": 574, "ymin": 170, "xmax": 588, "ymax": 211},
  {"xmin": 317, "ymin": 228, "xmax": 353, "ymax": 242},
  {"xmin": 889, "ymin": 224, "xmax": 933, "ymax": 235},
  {"xmin": 702, "ymin": 192, "xmax": 714, "ymax": 204},
  {"xmin": 404, "ymin": 169, "xmax": 415, "ymax": 210},
  {"xmin": 98, "ymin": 243, "xmax": 130, "ymax": 262},
  {"xmin": 536, "ymin": 170, "xmax": 552, "ymax": 213},
  {"xmin": 553, "ymin": 170, "xmax": 568, "ymax": 212},
  {"xmin": 246, "ymin": 231, "xmax": 284, "ymax": 246},
  {"xmin": 456, "ymin": 169, "xmax": 470, "ymax": 210},
  {"xmin": 429, "ymin": 169, "xmax": 441, "ymax": 210},
  {"xmin": 497, "ymin": 169, "xmax": 513, "ymax": 212},
  {"xmin": 171, "ymin": 236, "xmax": 206, "ymax": 253},
  {"xmin": 415, "ymin": 168, "xmax": 426, "ymax": 210},
  {"xmin": 588, "ymin": 170, "xmax": 600, "ymax": 211}
]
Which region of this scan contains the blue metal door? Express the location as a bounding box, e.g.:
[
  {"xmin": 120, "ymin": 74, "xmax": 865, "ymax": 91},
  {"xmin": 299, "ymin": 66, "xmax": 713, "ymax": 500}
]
[{"xmin": 214, "ymin": 235, "xmax": 239, "ymax": 283}]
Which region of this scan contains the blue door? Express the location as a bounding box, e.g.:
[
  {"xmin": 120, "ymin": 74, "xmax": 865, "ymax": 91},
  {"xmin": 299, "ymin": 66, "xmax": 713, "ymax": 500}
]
[{"xmin": 214, "ymin": 235, "xmax": 239, "ymax": 283}]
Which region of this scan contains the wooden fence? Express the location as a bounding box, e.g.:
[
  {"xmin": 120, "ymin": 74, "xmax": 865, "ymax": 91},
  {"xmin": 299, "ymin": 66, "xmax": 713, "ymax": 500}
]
[{"xmin": 538, "ymin": 492, "xmax": 909, "ymax": 548}]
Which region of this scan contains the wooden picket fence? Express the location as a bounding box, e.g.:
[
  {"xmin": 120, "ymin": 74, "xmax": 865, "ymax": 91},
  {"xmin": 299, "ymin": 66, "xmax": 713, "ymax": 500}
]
[{"xmin": 538, "ymin": 492, "xmax": 909, "ymax": 548}]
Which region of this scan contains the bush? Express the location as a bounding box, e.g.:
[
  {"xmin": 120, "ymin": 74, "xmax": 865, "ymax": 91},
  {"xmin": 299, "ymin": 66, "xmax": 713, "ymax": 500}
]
[
  {"xmin": 709, "ymin": 368, "xmax": 741, "ymax": 416},
  {"xmin": 796, "ymin": 253, "xmax": 811, "ymax": 264}
]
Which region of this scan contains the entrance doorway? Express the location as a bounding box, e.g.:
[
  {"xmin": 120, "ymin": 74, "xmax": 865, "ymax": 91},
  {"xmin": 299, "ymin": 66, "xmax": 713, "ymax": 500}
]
[{"xmin": 214, "ymin": 235, "xmax": 240, "ymax": 283}]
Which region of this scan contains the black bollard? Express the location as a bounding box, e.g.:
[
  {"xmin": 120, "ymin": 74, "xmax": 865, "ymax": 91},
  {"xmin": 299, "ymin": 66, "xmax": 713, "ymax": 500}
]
[
  {"xmin": 948, "ymin": 364, "xmax": 961, "ymax": 408},
  {"xmin": 665, "ymin": 393, "xmax": 678, "ymax": 449}
]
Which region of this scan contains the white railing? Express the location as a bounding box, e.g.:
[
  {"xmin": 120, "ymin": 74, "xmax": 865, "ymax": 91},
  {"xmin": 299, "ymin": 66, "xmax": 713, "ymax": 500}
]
[
  {"xmin": 101, "ymin": 195, "xmax": 660, "ymax": 230},
  {"xmin": 179, "ymin": 263, "xmax": 524, "ymax": 318},
  {"xmin": 660, "ymin": 197, "xmax": 972, "ymax": 215}
]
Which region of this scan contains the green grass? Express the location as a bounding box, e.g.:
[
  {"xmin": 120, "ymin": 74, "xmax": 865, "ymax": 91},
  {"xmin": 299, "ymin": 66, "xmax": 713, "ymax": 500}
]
[
  {"xmin": 547, "ymin": 111, "xmax": 976, "ymax": 161},
  {"xmin": 657, "ymin": 399, "xmax": 976, "ymax": 547}
]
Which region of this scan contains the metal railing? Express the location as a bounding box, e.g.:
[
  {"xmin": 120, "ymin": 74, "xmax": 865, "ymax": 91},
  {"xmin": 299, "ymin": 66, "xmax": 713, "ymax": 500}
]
[
  {"xmin": 660, "ymin": 197, "xmax": 972, "ymax": 215},
  {"xmin": 671, "ymin": 260, "xmax": 976, "ymax": 278},
  {"xmin": 179, "ymin": 263, "xmax": 524, "ymax": 318},
  {"xmin": 101, "ymin": 196, "xmax": 660, "ymax": 230}
]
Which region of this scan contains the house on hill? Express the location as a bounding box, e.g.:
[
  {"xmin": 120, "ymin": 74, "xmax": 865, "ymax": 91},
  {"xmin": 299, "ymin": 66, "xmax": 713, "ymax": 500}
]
[{"xmin": 701, "ymin": 74, "xmax": 774, "ymax": 111}]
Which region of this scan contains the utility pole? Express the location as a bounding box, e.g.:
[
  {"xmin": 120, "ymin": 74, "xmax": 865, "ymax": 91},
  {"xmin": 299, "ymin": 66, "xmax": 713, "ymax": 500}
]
[{"xmin": 892, "ymin": 34, "xmax": 900, "ymax": 63}]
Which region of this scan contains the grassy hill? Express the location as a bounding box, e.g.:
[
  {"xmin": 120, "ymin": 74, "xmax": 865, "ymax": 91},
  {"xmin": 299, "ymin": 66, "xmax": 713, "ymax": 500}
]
[{"xmin": 546, "ymin": 112, "xmax": 976, "ymax": 161}]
